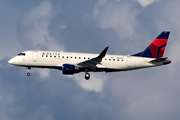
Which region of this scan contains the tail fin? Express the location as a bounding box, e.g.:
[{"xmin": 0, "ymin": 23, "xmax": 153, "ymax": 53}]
[{"xmin": 133, "ymin": 31, "xmax": 170, "ymax": 58}]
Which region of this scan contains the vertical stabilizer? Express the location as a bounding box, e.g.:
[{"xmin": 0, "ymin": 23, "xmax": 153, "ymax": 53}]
[{"xmin": 133, "ymin": 31, "xmax": 170, "ymax": 58}]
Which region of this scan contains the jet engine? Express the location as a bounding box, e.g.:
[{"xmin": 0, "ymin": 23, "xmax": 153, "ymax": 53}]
[{"xmin": 62, "ymin": 64, "xmax": 79, "ymax": 75}]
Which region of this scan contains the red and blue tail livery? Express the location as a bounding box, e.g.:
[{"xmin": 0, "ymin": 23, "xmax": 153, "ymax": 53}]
[{"xmin": 133, "ymin": 31, "xmax": 170, "ymax": 58}]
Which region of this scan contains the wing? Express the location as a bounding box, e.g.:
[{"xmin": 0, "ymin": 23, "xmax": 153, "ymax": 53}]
[{"xmin": 77, "ymin": 47, "xmax": 108, "ymax": 71}]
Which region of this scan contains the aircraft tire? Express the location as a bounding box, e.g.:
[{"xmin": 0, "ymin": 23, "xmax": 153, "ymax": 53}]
[
  {"xmin": 27, "ymin": 73, "xmax": 31, "ymax": 76},
  {"xmin": 85, "ymin": 73, "xmax": 90, "ymax": 80}
]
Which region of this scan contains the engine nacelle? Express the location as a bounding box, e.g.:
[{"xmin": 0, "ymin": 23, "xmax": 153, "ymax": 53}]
[{"xmin": 62, "ymin": 64, "xmax": 79, "ymax": 75}]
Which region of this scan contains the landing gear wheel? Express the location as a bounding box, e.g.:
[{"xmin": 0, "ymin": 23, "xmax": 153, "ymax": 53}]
[
  {"xmin": 26, "ymin": 67, "xmax": 31, "ymax": 77},
  {"xmin": 85, "ymin": 73, "xmax": 90, "ymax": 80},
  {"xmin": 27, "ymin": 73, "xmax": 31, "ymax": 76}
]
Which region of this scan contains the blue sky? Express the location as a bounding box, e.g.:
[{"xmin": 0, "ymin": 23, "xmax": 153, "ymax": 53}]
[{"xmin": 1, "ymin": 0, "xmax": 180, "ymax": 120}]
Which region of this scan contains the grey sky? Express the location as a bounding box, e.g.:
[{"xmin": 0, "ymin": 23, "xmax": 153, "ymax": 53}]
[{"xmin": 0, "ymin": 0, "xmax": 180, "ymax": 120}]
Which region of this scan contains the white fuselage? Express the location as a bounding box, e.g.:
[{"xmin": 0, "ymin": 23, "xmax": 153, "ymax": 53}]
[
  {"xmin": 8, "ymin": 50, "xmax": 164, "ymax": 72},
  {"xmin": 8, "ymin": 31, "xmax": 171, "ymax": 80}
]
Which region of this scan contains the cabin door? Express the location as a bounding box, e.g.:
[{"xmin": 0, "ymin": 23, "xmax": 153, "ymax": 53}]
[
  {"xmin": 126, "ymin": 56, "xmax": 131, "ymax": 67},
  {"xmin": 32, "ymin": 51, "xmax": 38, "ymax": 62}
]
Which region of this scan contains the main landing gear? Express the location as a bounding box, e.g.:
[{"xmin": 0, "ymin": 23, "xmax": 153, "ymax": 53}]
[
  {"xmin": 85, "ymin": 72, "xmax": 90, "ymax": 80},
  {"xmin": 27, "ymin": 67, "xmax": 31, "ymax": 76}
]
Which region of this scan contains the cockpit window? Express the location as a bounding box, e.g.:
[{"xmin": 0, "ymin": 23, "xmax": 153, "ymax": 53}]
[{"xmin": 18, "ymin": 53, "xmax": 26, "ymax": 56}]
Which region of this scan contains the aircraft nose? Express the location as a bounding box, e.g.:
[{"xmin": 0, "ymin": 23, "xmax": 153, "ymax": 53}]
[{"xmin": 8, "ymin": 58, "xmax": 15, "ymax": 64}]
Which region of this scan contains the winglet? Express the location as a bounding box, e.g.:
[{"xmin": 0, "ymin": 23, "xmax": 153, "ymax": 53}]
[
  {"xmin": 77, "ymin": 47, "xmax": 109, "ymax": 70},
  {"xmin": 98, "ymin": 47, "xmax": 109, "ymax": 58}
]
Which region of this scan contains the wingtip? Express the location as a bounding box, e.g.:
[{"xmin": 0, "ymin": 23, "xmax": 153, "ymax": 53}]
[{"xmin": 99, "ymin": 47, "xmax": 109, "ymax": 58}]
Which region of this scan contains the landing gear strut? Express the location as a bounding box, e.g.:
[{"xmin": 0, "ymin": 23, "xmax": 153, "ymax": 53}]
[
  {"xmin": 27, "ymin": 67, "xmax": 31, "ymax": 76},
  {"xmin": 85, "ymin": 72, "xmax": 90, "ymax": 80}
]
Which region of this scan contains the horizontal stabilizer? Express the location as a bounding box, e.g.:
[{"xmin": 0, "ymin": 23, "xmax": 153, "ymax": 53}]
[{"xmin": 149, "ymin": 57, "xmax": 168, "ymax": 63}]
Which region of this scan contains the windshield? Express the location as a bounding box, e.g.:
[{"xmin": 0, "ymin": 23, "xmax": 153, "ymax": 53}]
[{"xmin": 18, "ymin": 53, "xmax": 26, "ymax": 56}]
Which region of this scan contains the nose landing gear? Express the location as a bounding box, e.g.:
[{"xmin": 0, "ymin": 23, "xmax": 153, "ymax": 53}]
[{"xmin": 27, "ymin": 67, "xmax": 31, "ymax": 76}]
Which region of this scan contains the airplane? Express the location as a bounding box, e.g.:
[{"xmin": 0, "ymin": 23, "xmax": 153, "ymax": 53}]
[{"xmin": 8, "ymin": 31, "xmax": 171, "ymax": 80}]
